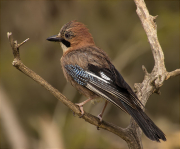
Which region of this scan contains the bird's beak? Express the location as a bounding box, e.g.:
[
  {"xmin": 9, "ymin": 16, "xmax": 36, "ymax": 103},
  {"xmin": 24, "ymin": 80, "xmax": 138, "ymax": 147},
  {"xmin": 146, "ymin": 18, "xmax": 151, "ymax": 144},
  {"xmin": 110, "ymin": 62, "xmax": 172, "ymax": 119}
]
[{"xmin": 46, "ymin": 34, "xmax": 63, "ymax": 42}]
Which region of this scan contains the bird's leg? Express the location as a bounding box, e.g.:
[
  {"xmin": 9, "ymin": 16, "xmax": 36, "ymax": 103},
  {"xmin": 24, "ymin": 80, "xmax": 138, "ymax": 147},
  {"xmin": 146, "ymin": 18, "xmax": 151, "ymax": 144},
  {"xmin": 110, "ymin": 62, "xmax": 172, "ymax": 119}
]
[
  {"xmin": 75, "ymin": 98, "xmax": 92, "ymax": 117},
  {"xmin": 97, "ymin": 101, "xmax": 108, "ymax": 130},
  {"xmin": 97, "ymin": 101, "xmax": 108, "ymax": 122}
]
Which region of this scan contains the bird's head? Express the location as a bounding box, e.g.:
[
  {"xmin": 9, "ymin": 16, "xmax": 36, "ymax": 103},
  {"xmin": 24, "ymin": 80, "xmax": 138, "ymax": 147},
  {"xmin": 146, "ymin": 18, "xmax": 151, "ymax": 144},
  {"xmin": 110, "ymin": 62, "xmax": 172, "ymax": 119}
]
[{"xmin": 47, "ymin": 20, "xmax": 95, "ymax": 53}]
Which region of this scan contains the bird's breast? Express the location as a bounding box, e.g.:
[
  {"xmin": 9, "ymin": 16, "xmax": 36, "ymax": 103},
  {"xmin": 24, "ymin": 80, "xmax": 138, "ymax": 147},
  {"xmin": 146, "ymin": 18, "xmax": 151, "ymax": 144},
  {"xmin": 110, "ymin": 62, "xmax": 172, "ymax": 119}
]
[{"xmin": 60, "ymin": 46, "xmax": 111, "ymax": 99}]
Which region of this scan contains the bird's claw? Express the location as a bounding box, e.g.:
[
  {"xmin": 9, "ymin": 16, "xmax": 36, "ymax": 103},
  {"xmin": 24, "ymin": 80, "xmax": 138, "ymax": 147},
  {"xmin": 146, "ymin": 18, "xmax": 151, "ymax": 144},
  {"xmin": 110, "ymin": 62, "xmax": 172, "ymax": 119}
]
[
  {"xmin": 79, "ymin": 113, "xmax": 84, "ymax": 118},
  {"xmin": 97, "ymin": 114, "xmax": 103, "ymax": 122},
  {"xmin": 97, "ymin": 114, "xmax": 103, "ymax": 130},
  {"xmin": 72, "ymin": 111, "xmax": 76, "ymax": 117},
  {"xmin": 75, "ymin": 103, "xmax": 85, "ymax": 118}
]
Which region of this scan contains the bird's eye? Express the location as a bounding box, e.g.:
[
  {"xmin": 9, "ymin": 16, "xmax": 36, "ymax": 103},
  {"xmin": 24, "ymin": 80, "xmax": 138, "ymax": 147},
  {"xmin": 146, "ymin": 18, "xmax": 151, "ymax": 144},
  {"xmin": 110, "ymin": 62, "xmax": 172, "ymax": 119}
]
[{"xmin": 65, "ymin": 33, "xmax": 70, "ymax": 39}]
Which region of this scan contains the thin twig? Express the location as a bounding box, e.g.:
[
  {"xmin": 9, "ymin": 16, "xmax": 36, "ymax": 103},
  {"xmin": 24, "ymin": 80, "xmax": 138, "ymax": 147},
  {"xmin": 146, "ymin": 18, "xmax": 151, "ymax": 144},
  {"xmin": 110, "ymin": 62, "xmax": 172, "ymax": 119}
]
[
  {"xmin": 165, "ymin": 69, "xmax": 180, "ymax": 80},
  {"xmin": 7, "ymin": 32, "xmax": 128, "ymax": 144},
  {"xmin": 7, "ymin": 0, "xmax": 180, "ymax": 148},
  {"xmin": 17, "ymin": 38, "xmax": 29, "ymax": 48}
]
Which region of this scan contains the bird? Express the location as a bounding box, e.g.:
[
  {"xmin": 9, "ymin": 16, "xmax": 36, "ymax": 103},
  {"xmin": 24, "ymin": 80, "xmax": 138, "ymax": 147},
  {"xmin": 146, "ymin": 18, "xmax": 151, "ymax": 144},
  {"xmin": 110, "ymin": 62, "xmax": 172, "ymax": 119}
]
[{"xmin": 47, "ymin": 20, "xmax": 166, "ymax": 142}]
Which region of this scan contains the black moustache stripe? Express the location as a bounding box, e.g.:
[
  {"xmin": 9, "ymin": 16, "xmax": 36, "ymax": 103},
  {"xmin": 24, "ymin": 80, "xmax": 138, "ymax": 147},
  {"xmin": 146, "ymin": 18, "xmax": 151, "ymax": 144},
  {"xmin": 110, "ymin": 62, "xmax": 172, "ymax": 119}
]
[{"xmin": 61, "ymin": 39, "xmax": 71, "ymax": 47}]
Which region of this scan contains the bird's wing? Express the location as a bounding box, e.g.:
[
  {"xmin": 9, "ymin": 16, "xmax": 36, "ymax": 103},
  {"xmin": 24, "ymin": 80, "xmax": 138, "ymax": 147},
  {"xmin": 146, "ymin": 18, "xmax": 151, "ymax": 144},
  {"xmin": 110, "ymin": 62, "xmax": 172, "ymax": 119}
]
[
  {"xmin": 106, "ymin": 64, "xmax": 144, "ymax": 109},
  {"xmin": 65, "ymin": 64, "xmax": 167, "ymax": 142},
  {"xmin": 65, "ymin": 64, "xmax": 143, "ymax": 112}
]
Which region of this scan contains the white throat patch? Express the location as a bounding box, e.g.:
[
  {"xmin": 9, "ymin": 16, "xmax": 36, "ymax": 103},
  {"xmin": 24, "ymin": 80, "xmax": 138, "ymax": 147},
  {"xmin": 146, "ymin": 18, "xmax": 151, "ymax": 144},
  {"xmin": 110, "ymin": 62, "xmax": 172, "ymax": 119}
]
[{"xmin": 60, "ymin": 42, "xmax": 69, "ymax": 53}]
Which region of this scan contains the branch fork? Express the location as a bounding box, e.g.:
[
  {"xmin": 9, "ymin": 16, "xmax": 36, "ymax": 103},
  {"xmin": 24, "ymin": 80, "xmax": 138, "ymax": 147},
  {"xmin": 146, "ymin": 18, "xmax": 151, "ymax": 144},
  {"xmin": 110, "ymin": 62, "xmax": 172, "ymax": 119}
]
[{"xmin": 7, "ymin": 0, "xmax": 180, "ymax": 148}]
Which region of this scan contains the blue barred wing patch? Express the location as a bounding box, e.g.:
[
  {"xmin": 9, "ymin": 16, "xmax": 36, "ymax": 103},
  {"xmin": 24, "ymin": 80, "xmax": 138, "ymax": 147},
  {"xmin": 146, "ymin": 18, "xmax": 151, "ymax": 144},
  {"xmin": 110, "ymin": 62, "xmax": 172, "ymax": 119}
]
[{"xmin": 65, "ymin": 64, "xmax": 93, "ymax": 86}]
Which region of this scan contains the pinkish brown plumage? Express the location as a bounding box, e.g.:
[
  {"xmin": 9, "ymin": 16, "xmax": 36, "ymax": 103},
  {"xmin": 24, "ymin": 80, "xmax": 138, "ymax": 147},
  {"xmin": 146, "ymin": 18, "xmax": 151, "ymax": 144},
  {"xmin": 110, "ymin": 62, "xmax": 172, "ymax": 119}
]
[{"xmin": 47, "ymin": 20, "xmax": 166, "ymax": 142}]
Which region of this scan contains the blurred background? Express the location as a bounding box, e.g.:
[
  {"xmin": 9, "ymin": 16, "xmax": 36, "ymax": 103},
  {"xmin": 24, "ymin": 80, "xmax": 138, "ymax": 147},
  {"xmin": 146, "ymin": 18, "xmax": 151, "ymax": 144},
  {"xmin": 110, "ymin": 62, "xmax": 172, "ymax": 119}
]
[{"xmin": 1, "ymin": 1, "xmax": 179, "ymax": 149}]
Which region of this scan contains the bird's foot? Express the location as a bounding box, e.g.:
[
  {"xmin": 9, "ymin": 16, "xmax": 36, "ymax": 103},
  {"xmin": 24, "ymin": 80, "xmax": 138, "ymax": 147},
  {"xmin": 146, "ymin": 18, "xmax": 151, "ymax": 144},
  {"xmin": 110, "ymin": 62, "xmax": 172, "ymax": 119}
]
[
  {"xmin": 75, "ymin": 103, "xmax": 85, "ymax": 118},
  {"xmin": 97, "ymin": 114, "xmax": 103, "ymax": 130},
  {"xmin": 75, "ymin": 98, "xmax": 92, "ymax": 118},
  {"xmin": 97, "ymin": 114, "xmax": 103, "ymax": 122}
]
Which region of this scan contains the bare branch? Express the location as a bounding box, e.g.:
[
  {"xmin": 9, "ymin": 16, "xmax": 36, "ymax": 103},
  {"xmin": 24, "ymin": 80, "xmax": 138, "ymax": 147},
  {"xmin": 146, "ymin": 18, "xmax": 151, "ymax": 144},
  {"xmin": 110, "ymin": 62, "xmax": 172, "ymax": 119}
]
[
  {"xmin": 124, "ymin": 0, "xmax": 180, "ymax": 148},
  {"xmin": 17, "ymin": 38, "xmax": 29, "ymax": 48},
  {"xmin": 7, "ymin": 32, "xmax": 132, "ymax": 145},
  {"xmin": 165, "ymin": 69, "xmax": 180, "ymax": 80},
  {"xmin": 7, "ymin": 1, "xmax": 180, "ymax": 148}
]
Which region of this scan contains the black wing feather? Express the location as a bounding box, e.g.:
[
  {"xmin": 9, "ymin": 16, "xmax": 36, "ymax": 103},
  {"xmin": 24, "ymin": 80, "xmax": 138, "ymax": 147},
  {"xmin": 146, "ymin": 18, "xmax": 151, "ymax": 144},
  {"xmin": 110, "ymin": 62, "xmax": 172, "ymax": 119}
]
[
  {"xmin": 88, "ymin": 64, "xmax": 144, "ymax": 108},
  {"xmin": 65, "ymin": 64, "xmax": 166, "ymax": 142}
]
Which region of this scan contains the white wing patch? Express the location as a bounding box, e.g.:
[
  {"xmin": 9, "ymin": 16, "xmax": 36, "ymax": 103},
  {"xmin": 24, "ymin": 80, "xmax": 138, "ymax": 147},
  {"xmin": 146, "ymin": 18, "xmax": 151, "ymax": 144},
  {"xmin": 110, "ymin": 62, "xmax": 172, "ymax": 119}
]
[
  {"xmin": 100, "ymin": 72, "xmax": 111, "ymax": 81},
  {"xmin": 85, "ymin": 71, "xmax": 110, "ymax": 84}
]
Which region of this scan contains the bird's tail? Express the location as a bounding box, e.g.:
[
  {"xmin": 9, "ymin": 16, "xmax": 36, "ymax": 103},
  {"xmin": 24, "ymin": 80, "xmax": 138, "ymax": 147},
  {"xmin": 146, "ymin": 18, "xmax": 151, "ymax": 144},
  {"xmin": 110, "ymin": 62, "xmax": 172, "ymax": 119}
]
[{"xmin": 122, "ymin": 102, "xmax": 166, "ymax": 142}]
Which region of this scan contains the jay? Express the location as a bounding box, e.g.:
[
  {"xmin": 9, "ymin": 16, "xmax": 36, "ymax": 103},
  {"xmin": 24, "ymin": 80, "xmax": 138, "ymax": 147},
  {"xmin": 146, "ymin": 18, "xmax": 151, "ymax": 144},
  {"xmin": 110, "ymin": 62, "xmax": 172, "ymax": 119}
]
[{"xmin": 47, "ymin": 20, "xmax": 166, "ymax": 142}]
